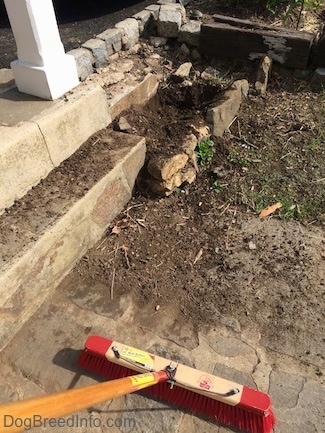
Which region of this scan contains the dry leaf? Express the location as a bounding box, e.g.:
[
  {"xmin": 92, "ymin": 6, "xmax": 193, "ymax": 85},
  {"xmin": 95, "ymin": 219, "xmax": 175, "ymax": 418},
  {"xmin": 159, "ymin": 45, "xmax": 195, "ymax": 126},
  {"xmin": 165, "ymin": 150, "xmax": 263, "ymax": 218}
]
[
  {"xmin": 111, "ymin": 225, "xmax": 121, "ymax": 235},
  {"xmin": 259, "ymin": 202, "xmax": 282, "ymax": 218}
]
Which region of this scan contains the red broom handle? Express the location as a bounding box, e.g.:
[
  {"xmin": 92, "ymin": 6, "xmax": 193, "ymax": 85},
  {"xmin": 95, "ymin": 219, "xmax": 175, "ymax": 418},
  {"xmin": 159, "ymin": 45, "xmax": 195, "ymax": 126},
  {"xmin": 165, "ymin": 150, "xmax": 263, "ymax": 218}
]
[{"xmin": 0, "ymin": 371, "xmax": 170, "ymax": 433}]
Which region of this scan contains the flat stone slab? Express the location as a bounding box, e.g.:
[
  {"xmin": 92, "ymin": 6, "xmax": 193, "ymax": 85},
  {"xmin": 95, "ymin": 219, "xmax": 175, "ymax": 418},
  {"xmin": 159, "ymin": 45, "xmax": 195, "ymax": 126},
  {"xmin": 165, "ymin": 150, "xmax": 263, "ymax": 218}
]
[
  {"xmin": 1, "ymin": 282, "xmax": 324, "ymax": 433},
  {"xmin": 0, "ymin": 131, "xmax": 146, "ymax": 350},
  {"xmin": 0, "ymin": 87, "xmax": 54, "ymax": 126}
]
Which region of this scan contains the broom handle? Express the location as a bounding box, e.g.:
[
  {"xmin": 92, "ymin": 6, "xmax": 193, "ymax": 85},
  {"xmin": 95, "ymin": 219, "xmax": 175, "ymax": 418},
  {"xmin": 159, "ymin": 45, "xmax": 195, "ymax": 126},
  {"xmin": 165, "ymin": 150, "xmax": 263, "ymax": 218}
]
[{"xmin": 0, "ymin": 371, "xmax": 170, "ymax": 433}]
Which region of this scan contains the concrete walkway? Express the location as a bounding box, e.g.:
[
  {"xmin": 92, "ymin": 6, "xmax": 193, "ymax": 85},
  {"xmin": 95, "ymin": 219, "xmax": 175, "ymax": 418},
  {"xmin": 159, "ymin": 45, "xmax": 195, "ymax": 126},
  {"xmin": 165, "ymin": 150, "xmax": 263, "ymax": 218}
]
[{"xmin": 0, "ymin": 286, "xmax": 323, "ymax": 433}]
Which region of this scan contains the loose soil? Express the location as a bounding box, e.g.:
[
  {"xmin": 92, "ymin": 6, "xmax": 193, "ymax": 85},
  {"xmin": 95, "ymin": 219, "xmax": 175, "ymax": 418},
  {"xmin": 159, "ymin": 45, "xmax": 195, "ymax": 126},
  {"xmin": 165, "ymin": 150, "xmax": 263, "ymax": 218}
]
[
  {"xmin": 2, "ymin": 1, "xmax": 325, "ymax": 379},
  {"xmin": 61, "ymin": 45, "xmax": 324, "ymax": 379},
  {"xmin": 60, "ymin": 74, "xmax": 325, "ymax": 375}
]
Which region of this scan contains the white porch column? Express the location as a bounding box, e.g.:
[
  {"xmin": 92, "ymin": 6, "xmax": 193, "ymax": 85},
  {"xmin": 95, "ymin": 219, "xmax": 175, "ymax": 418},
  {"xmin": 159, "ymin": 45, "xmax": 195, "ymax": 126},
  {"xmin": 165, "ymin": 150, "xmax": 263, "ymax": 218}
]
[{"xmin": 3, "ymin": 0, "xmax": 79, "ymax": 100}]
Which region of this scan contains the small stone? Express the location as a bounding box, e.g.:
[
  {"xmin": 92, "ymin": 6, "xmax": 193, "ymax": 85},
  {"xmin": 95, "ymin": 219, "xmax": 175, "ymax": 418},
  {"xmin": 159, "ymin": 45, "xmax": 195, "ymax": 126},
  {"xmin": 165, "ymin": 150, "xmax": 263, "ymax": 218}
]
[
  {"xmin": 255, "ymin": 56, "xmax": 272, "ymax": 96},
  {"xmin": 191, "ymin": 48, "xmax": 201, "ymax": 62},
  {"xmin": 201, "ymin": 67, "xmax": 219, "ymax": 81},
  {"xmin": 155, "ymin": 305, "xmax": 160, "ymax": 311},
  {"xmin": 248, "ymin": 241, "xmax": 257, "ymax": 250},
  {"xmin": 172, "ymin": 62, "xmax": 193, "ymax": 82},
  {"xmin": 103, "ymin": 71, "xmax": 125, "ymax": 86},
  {"xmin": 149, "ymin": 36, "xmax": 168, "ymax": 48},
  {"xmin": 128, "ymin": 43, "xmax": 141, "ymax": 54},
  {"xmin": 150, "ymin": 53, "xmax": 162, "ymax": 60},
  {"xmin": 189, "ymin": 9, "xmax": 203, "ymax": 20},
  {"xmin": 180, "ymin": 43, "xmax": 190, "ymax": 55},
  {"xmin": 118, "ymin": 117, "xmax": 132, "ymax": 131},
  {"xmin": 190, "ymin": 124, "xmax": 210, "ymax": 141},
  {"xmin": 144, "ymin": 66, "xmax": 152, "ymax": 74},
  {"xmin": 181, "ymin": 79, "xmax": 193, "ymax": 87}
]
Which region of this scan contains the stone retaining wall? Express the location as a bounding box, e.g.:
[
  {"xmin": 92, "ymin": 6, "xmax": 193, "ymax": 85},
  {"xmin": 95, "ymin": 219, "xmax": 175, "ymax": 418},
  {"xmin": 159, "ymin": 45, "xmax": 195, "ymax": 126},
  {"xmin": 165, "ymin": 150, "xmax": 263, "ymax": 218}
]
[{"xmin": 67, "ymin": 0, "xmax": 325, "ymax": 84}]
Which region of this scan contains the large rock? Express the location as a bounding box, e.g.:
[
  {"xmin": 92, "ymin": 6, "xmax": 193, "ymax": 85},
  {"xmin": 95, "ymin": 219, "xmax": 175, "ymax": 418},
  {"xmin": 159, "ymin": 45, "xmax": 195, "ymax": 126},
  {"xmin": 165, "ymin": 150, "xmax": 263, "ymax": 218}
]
[
  {"xmin": 82, "ymin": 38, "xmax": 108, "ymax": 68},
  {"xmin": 132, "ymin": 9, "xmax": 154, "ymax": 34},
  {"xmin": 206, "ymin": 79, "xmax": 249, "ymax": 136},
  {"xmin": 157, "ymin": 4, "xmax": 185, "ymax": 38},
  {"xmin": 68, "ymin": 48, "xmax": 94, "ymax": 81},
  {"xmin": 178, "ymin": 20, "xmax": 202, "ymax": 47},
  {"xmin": 150, "ymin": 165, "xmax": 196, "ymax": 196},
  {"xmin": 147, "ymin": 132, "xmax": 199, "ymax": 196},
  {"xmin": 255, "ymin": 55, "xmax": 272, "ymax": 96},
  {"xmin": 97, "ymin": 28, "xmax": 124, "ymax": 55},
  {"xmin": 115, "ymin": 18, "xmax": 140, "ymax": 50},
  {"xmin": 148, "ymin": 152, "xmax": 189, "ymax": 180}
]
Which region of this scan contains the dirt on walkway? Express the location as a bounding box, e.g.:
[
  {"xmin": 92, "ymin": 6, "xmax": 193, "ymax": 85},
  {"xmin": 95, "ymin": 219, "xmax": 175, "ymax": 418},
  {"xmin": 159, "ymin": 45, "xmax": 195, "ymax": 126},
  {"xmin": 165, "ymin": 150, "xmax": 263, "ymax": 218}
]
[{"xmin": 59, "ymin": 58, "xmax": 325, "ymax": 379}]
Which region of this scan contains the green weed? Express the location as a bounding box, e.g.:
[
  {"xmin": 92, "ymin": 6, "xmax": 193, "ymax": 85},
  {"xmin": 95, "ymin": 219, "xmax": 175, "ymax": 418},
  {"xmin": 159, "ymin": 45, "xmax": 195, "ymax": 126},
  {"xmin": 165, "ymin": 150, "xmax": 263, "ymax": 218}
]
[
  {"xmin": 195, "ymin": 138, "xmax": 215, "ymax": 165},
  {"xmin": 213, "ymin": 180, "xmax": 224, "ymax": 193}
]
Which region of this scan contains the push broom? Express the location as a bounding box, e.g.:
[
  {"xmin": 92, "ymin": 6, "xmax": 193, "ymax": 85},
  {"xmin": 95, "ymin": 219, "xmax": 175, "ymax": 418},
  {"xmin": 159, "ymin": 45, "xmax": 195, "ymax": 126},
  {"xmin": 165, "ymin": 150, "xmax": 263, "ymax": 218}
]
[
  {"xmin": 0, "ymin": 335, "xmax": 276, "ymax": 433},
  {"xmin": 79, "ymin": 335, "xmax": 276, "ymax": 433}
]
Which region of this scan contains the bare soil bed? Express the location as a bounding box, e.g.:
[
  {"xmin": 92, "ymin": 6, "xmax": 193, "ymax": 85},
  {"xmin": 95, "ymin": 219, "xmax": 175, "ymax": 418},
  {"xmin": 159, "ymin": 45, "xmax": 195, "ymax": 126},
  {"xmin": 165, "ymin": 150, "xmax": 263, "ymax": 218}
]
[{"xmin": 59, "ymin": 10, "xmax": 325, "ymax": 379}]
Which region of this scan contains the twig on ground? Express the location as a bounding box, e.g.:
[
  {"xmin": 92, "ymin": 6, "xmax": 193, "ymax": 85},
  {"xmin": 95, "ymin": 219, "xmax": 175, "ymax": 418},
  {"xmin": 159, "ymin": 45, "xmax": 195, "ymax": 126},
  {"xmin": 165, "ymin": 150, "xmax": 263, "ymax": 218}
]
[
  {"xmin": 110, "ymin": 268, "xmax": 116, "ymax": 300},
  {"xmin": 125, "ymin": 204, "xmax": 146, "ymax": 233},
  {"xmin": 91, "ymin": 138, "xmax": 100, "ymax": 146},
  {"xmin": 220, "ymin": 202, "xmax": 231, "ymax": 217},
  {"xmin": 121, "ymin": 245, "xmax": 130, "ymax": 269},
  {"xmin": 193, "ymin": 248, "xmax": 203, "ymax": 265}
]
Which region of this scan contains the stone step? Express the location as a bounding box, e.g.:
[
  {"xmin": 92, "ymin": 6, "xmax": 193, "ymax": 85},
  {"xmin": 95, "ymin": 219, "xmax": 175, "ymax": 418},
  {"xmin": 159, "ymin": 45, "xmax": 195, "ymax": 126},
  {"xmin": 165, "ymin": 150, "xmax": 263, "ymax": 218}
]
[
  {"xmin": 0, "ymin": 129, "xmax": 146, "ymax": 350},
  {"xmin": 0, "ymin": 69, "xmax": 158, "ymax": 213},
  {"xmin": 0, "ymin": 62, "xmax": 159, "ymax": 349}
]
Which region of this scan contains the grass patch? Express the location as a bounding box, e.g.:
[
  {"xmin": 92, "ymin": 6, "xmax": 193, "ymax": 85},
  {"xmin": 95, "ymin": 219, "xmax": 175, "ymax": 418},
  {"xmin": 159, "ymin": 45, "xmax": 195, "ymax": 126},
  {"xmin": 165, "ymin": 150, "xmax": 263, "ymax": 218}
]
[{"xmin": 215, "ymin": 117, "xmax": 325, "ymax": 223}]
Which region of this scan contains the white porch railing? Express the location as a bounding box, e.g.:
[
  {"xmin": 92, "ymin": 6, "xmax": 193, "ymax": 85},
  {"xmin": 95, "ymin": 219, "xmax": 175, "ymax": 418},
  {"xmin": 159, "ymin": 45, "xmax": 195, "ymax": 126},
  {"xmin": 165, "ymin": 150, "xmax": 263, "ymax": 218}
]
[{"xmin": 3, "ymin": 0, "xmax": 79, "ymax": 100}]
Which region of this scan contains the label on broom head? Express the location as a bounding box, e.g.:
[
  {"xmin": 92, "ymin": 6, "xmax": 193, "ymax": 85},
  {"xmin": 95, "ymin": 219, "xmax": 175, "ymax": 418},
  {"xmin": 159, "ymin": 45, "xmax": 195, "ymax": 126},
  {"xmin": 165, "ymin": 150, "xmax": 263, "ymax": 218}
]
[
  {"xmin": 198, "ymin": 374, "xmax": 214, "ymax": 390},
  {"xmin": 121, "ymin": 345, "xmax": 154, "ymax": 370},
  {"xmin": 130, "ymin": 372, "xmax": 156, "ymax": 388}
]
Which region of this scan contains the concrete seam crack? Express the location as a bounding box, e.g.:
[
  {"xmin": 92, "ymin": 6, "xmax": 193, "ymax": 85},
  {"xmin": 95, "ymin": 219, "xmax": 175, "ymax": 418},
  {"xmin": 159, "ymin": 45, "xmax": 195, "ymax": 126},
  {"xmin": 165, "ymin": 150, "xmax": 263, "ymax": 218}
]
[{"xmin": 33, "ymin": 121, "xmax": 56, "ymax": 167}]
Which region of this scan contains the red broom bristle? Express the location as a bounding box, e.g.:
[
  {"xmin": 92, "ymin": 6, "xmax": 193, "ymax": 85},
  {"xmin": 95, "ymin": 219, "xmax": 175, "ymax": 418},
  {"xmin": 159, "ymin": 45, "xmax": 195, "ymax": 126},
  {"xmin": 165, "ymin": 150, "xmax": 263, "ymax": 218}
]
[{"xmin": 78, "ymin": 340, "xmax": 276, "ymax": 433}]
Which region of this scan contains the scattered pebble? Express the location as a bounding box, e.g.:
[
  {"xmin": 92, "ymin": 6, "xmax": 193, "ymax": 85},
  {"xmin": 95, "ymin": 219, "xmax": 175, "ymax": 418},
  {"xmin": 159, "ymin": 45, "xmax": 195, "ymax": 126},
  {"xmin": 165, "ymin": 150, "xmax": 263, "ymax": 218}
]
[
  {"xmin": 248, "ymin": 241, "xmax": 257, "ymax": 250},
  {"xmin": 189, "ymin": 9, "xmax": 203, "ymax": 20}
]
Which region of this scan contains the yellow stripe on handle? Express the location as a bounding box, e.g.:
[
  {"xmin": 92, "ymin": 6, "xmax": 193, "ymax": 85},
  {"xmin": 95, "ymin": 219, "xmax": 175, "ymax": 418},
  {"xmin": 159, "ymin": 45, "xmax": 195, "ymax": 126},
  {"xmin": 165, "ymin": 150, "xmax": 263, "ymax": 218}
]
[{"xmin": 0, "ymin": 371, "xmax": 169, "ymax": 433}]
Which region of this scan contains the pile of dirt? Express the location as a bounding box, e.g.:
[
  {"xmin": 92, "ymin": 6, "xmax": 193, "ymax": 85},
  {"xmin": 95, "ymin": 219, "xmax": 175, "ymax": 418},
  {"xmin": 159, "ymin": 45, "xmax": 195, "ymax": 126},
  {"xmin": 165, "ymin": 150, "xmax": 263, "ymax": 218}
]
[
  {"xmin": 57, "ymin": 0, "xmax": 325, "ymax": 374},
  {"xmin": 60, "ymin": 56, "xmax": 325, "ymax": 376}
]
